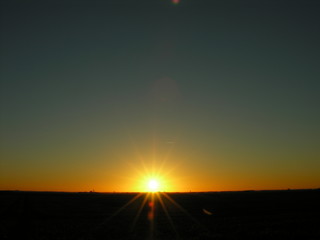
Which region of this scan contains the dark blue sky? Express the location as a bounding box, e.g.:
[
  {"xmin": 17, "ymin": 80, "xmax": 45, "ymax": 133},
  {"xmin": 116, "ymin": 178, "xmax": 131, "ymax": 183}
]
[{"xmin": 1, "ymin": 0, "xmax": 319, "ymax": 191}]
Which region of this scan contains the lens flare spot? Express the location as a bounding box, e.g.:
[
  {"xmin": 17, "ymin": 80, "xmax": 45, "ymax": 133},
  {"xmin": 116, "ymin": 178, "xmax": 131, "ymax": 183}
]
[{"xmin": 172, "ymin": 0, "xmax": 180, "ymax": 5}]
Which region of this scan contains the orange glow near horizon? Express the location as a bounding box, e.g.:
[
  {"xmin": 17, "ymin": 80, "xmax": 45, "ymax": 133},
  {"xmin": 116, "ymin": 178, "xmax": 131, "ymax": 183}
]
[
  {"xmin": 133, "ymin": 170, "xmax": 172, "ymax": 192},
  {"xmin": 1, "ymin": 138, "xmax": 319, "ymax": 193},
  {"xmin": 119, "ymin": 136, "xmax": 182, "ymax": 193}
]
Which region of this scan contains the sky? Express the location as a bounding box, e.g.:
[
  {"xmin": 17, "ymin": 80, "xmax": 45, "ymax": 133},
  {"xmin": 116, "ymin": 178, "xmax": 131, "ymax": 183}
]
[{"xmin": 1, "ymin": 0, "xmax": 319, "ymax": 192}]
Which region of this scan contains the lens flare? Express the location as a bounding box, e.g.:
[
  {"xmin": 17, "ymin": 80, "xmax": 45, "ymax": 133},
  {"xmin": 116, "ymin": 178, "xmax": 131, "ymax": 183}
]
[{"xmin": 172, "ymin": 0, "xmax": 180, "ymax": 5}]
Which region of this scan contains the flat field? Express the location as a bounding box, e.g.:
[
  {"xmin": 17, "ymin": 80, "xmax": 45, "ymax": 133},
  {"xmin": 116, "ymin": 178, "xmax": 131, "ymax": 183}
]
[{"xmin": 1, "ymin": 190, "xmax": 319, "ymax": 239}]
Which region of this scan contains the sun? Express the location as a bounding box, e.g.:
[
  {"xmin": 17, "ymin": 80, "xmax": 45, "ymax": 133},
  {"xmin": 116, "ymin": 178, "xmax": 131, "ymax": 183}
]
[
  {"xmin": 127, "ymin": 152, "xmax": 178, "ymax": 192},
  {"xmin": 147, "ymin": 179, "xmax": 160, "ymax": 192}
]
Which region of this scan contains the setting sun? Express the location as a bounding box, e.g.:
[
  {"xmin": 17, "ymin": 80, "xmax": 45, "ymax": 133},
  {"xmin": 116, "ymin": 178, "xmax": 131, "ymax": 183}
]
[
  {"xmin": 126, "ymin": 153, "xmax": 179, "ymax": 192},
  {"xmin": 148, "ymin": 179, "xmax": 160, "ymax": 192}
]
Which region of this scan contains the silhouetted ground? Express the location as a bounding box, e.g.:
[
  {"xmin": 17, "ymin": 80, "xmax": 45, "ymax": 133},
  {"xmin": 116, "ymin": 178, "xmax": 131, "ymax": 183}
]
[{"xmin": 1, "ymin": 189, "xmax": 319, "ymax": 239}]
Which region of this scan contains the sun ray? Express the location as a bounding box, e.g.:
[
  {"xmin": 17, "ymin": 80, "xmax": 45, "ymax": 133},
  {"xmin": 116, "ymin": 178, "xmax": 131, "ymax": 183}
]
[
  {"xmin": 157, "ymin": 142, "xmax": 175, "ymax": 175},
  {"xmin": 126, "ymin": 161, "xmax": 146, "ymax": 179},
  {"xmin": 148, "ymin": 193, "xmax": 155, "ymax": 239},
  {"xmin": 130, "ymin": 193, "xmax": 150, "ymax": 231},
  {"xmin": 156, "ymin": 192, "xmax": 179, "ymax": 238},
  {"xmin": 127, "ymin": 133, "xmax": 149, "ymax": 175},
  {"xmin": 140, "ymin": 155, "xmax": 149, "ymax": 175},
  {"xmin": 161, "ymin": 192, "xmax": 203, "ymax": 227},
  {"xmin": 161, "ymin": 163, "xmax": 179, "ymax": 178},
  {"xmin": 152, "ymin": 134, "xmax": 157, "ymax": 175},
  {"xmin": 100, "ymin": 193, "xmax": 143, "ymax": 225}
]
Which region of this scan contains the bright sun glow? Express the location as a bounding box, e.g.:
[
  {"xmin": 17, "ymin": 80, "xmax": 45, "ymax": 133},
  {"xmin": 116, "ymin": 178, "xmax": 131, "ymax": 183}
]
[
  {"xmin": 147, "ymin": 179, "xmax": 160, "ymax": 192},
  {"xmin": 127, "ymin": 152, "xmax": 178, "ymax": 192}
]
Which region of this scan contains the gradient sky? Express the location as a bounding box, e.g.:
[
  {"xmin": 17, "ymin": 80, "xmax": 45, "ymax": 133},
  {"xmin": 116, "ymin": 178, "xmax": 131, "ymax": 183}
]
[{"xmin": 1, "ymin": 0, "xmax": 319, "ymax": 192}]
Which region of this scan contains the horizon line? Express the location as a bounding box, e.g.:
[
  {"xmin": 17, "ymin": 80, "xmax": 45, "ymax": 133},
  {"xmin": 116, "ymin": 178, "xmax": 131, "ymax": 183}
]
[{"xmin": 1, "ymin": 188, "xmax": 319, "ymax": 194}]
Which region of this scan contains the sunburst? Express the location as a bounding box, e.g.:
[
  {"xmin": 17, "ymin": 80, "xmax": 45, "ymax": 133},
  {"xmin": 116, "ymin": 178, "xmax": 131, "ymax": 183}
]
[{"xmin": 147, "ymin": 179, "xmax": 160, "ymax": 192}]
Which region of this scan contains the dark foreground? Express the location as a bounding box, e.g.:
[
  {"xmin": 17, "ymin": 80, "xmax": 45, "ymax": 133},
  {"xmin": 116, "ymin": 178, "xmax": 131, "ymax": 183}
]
[{"xmin": 1, "ymin": 190, "xmax": 319, "ymax": 240}]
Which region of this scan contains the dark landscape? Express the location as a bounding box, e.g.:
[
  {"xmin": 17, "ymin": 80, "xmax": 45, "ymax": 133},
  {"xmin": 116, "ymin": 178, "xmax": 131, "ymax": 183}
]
[{"xmin": 1, "ymin": 189, "xmax": 320, "ymax": 240}]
